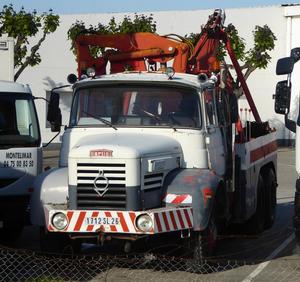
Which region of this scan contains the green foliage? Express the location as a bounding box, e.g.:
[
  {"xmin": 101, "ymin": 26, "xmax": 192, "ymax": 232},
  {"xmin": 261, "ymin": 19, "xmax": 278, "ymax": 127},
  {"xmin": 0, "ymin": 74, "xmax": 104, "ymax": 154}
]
[
  {"xmin": 0, "ymin": 4, "xmax": 59, "ymax": 81},
  {"xmin": 223, "ymin": 24, "xmax": 246, "ymax": 61},
  {"xmin": 245, "ymin": 25, "xmax": 277, "ymax": 69},
  {"xmin": 118, "ymin": 14, "xmax": 156, "ymax": 33},
  {"xmin": 67, "ymin": 14, "xmax": 156, "ymax": 56}
]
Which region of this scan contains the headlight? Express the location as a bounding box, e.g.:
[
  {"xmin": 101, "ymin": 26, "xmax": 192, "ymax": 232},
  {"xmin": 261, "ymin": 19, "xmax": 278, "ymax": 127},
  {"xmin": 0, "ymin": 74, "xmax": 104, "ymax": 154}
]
[
  {"xmin": 136, "ymin": 214, "xmax": 153, "ymax": 232},
  {"xmin": 52, "ymin": 212, "xmax": 68, "ymax": 230}
]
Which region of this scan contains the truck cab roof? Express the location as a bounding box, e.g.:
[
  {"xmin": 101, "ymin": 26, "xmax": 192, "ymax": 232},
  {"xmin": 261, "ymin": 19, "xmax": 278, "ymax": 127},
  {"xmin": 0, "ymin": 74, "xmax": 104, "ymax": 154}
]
[
  {"xmin": 73, "ymin": 72, "xmax": 202, "ymax": 89},
  {"xmin": 0, "ymin": 80, "xmax": 31, "ymax": 94}
]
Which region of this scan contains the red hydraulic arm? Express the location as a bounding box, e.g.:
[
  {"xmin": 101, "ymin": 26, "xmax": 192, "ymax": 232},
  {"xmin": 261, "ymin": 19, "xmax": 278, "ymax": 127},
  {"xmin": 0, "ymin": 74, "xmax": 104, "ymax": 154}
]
[
  {"xmin": 75, "ymin": 33, "xmax": 189, "ymax": 76},
  {"xmin": 223, "ymin": 31, "xmax": 261, "ymax": 123}
]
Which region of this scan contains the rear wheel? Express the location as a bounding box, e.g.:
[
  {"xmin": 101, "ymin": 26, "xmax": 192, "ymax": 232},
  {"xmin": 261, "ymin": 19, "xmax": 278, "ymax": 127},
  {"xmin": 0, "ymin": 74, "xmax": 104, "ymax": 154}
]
[
  {"xmin": 264, "ymin": 169, "xmax": 277, "ymax": 229},
  {"xmin": 245, "ymin": 174, "xmax": 265, "ymax": 234}
]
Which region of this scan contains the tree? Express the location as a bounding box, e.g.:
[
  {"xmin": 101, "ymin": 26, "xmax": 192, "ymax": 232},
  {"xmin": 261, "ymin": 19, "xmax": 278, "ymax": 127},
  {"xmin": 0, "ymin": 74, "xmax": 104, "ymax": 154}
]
[
  {"xmin": 67, "ymin": 14, "xmax": 156, "ymax": 57},
  {"xmin": 0, "ymin": 4, "xmax": 60, "ymax": 81}
]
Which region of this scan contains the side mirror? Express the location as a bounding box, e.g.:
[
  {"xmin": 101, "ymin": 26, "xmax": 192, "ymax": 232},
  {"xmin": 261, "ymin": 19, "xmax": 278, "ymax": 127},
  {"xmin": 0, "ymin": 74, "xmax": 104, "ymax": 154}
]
[
  {"xmin": 47, "ymin": 92, "xmax": 62, "ymax": 132},
  {"xmin": 274, "ymin": 80, "xmax": 291, "ymax": 115},
  {"xmin": 276, "ymin": 57, "xmax": 294, "ymax": 75},
  {"xmin": 291, "ymin": 47, "xmax": 300, "ymax": 63}
]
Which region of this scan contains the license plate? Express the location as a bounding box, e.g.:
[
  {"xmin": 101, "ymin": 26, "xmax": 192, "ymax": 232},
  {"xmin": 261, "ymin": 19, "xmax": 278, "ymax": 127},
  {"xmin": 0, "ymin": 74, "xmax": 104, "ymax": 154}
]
[{"xmin": 85, "ymin": 217, "xmax": 120, "ymax": 225}]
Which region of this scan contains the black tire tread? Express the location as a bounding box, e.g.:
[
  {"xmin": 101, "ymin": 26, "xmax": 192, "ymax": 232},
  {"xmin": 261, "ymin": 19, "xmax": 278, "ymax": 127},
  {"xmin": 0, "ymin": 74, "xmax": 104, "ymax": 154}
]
[
  {"xmin": 245, "ymin": 174, "xmax": 265, "ymax": 234},
  {"xmin": 264, "ymin": 169, "xmax": 277, "ymax": 229}
]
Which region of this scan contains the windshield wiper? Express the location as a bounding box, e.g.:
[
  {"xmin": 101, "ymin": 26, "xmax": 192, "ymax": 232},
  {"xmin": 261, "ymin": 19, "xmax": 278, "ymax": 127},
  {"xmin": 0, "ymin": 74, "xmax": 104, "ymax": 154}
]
[
  {"xmin": 139, "ymin": 108, "xmax": 162, "ymax": 124},
  {"xmin": 139, "ymin": 108, "xmax": 178, "ymax": 131},
  {"xmin": 82, "ymin": 111, "xmax": 118, "ymax": 130}
]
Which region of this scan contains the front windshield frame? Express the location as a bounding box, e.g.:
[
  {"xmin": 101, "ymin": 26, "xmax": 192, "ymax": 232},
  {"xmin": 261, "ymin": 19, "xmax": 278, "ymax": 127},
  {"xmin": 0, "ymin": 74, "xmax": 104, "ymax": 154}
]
[
  {"xmin": 69, "ymin": 83, "xmax": 202, "ymax": 130},
  {"xmin": 0, "ymin": 92, "xmax": 41, "ymax": 148}
]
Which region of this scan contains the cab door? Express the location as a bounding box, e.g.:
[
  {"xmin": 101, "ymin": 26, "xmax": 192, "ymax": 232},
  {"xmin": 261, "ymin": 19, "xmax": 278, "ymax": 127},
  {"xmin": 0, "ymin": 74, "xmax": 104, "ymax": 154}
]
[{"xmin": 202, "ymin": 88, "xmax": 226, "ymax": 176}]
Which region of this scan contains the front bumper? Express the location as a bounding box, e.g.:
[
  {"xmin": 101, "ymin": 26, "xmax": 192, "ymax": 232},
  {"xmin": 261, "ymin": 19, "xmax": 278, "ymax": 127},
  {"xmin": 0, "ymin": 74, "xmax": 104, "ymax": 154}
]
[{"xmin": 45, "ymin": 205, "xmax": 193, "ymax": 235}]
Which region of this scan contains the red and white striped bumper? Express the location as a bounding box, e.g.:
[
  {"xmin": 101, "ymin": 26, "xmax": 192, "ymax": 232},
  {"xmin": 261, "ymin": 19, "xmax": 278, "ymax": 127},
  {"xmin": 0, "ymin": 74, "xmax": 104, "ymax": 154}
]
[{"xmin": 45, "ymin": 206, "xmax": 193, "ymax": 235}]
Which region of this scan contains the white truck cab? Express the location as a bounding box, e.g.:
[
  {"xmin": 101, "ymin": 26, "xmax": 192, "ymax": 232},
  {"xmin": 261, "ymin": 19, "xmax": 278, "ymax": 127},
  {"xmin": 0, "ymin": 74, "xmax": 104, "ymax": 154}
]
[
  {"xmin": 0, "ymin": 80, "xmax": 42, "ymax": 240},
  {"xmin": 59, "ymin": 72, "xmax": 212, "ymax": 169}
]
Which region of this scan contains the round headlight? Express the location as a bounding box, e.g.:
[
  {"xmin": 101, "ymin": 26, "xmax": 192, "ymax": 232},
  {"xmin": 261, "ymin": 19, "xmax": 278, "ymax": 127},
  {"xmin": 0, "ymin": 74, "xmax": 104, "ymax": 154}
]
[
  {"xmin": 86, "ymin": 67, "xmax": 96, "ymax": 77},
  {"xmin": 136, "ymin": 214, "xmax": 153, "ymax": 232},
  {"xmin": 52, "ymin": 212, "xmax": 68, "ymax": 230}
]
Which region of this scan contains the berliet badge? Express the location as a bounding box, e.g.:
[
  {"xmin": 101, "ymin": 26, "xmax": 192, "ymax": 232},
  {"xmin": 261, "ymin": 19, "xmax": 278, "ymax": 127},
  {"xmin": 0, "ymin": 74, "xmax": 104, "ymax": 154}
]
[
  {"xmin": 93, "ymin": 170, "xmax": 109, "ymax": 197},
  {"xmin": 90, "ymin": 149, "xmax": 113, "ymax": 157}
]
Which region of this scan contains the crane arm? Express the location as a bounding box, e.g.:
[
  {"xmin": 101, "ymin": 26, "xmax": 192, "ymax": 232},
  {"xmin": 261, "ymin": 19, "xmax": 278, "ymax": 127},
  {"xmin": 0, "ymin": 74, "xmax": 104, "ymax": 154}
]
[{"xmin": 74, "ymin": 9, "xmax": 261, "ymax": 122}]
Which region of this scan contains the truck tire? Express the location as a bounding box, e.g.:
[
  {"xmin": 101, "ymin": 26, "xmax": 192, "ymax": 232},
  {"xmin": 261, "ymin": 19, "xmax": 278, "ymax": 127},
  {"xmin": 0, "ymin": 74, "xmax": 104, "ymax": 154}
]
[
  {"xmin": 0, "ymin": 225, "xmax": 24, "ymax": 242},
  {"xmin": 245, "ymin": 174, "xmax": 265, "ymax": 234},
  {"xmin": 40, "ymin": 227, "xmax": 81, "ymax": 254},
  {"xmin": 264, "ymin": 169, "xmax": 277, "ymax": 229},
  {"xmin": 193, "ymin": 212, "xmax": 217, "ymax": 264}
]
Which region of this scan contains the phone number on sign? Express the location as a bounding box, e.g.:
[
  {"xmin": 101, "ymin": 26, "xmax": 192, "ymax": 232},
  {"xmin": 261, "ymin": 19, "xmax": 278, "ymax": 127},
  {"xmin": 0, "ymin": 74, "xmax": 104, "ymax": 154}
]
[{"xmin": 3, "ymin": 160, "xmax": 34, "ymax": 168}]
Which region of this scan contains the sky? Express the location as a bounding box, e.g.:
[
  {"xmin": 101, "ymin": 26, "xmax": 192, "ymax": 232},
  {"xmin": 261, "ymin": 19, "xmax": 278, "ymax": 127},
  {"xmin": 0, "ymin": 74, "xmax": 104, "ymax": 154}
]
[{"xmin": 0, "ymin": 0, "xmax": 299, "ymax": 14}]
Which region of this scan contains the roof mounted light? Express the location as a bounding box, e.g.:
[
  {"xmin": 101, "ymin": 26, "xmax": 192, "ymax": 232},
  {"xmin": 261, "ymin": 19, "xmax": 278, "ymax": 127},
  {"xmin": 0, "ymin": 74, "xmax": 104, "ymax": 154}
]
[
  {"xmin": 210, "ymin": 72, "xmax": 218, "ymax": 83},
  {"xmin": 165, "ymin": 67, "xmax": 175, "ymax": 79},
  {"xmin": 80, "ymin": 74, "xmax": 88, "ymax": 80},
  {"xmin": 86, "ymin": 67, "xmax": 96, "ymax": 77},
  {"xmin": 198, "ymin": 73, "xmax": 208, "ymax": 83},
  {"xmin": 67, "ymin": 73, "xmax": 78, "ymax": 84}
]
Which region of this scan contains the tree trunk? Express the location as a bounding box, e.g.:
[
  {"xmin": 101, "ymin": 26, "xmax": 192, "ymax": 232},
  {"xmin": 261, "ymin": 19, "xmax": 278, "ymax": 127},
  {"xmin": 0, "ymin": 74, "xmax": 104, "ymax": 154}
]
[
  {"xmin": 235, "ymin": 66, "xmax": 256, "ymax": 99},
  {"xmin": 14, "ymin": 32, "xmax": 46, "ymax": 81}
]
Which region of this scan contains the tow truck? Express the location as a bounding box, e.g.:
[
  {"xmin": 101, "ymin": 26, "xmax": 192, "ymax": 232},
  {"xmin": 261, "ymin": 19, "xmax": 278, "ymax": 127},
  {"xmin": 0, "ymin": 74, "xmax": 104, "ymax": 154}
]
[{"xmin": 31, "ymin": 9, "xmax": 277, "ymax": 260}]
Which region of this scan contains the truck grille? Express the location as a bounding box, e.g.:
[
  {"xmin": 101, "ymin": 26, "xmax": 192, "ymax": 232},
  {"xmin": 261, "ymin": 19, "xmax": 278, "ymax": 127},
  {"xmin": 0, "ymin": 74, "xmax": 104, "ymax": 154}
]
[
  {"xmin": 76, "ymin": 163, "xmax": 126, "ymax": 210},
  {"xmin": 144, "ymin": 173, "xmax": 163, "ymax": 191}
]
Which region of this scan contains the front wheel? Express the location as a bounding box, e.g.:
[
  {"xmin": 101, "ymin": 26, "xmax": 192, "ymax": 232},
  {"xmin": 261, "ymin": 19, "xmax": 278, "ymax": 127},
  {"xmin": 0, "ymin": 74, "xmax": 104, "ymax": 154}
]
[
  {"xmin": 40, "ymin": 227, "xmax": 81, "ymax": 254},
  {"xmin": 0, "ymin": 225, "xmax": 24, "ymax": 242},
  {"xmin": 193, "ymin": 213, "xmax": 218, "ymax": 264}
]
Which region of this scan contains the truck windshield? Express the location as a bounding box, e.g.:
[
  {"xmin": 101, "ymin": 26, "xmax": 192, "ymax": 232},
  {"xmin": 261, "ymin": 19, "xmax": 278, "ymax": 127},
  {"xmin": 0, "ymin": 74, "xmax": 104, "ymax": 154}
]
[
  {"xmin": 70, "ymin": 85, "xmax": 201, "ymax": 129},
  {"xmin": 0, "ymin": 93, "xmax": 40, "ymax": 148}
]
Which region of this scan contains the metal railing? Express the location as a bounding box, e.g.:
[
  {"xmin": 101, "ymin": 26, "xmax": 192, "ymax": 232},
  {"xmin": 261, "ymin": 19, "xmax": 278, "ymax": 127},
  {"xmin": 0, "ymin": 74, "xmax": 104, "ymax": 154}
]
[{"xmin": 0, "ymin": 243, "xmax": 300, "ymax": 282}]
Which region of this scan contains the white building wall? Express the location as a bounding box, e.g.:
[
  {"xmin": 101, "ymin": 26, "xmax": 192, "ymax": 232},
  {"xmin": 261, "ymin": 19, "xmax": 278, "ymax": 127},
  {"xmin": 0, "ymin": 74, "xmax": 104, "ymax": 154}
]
[
  {"xmin": 14, "ymin": 5, "xmax": 293, "ymax": 143},
  {"xmin": 0, "ymin": 37, "xmax": 14, "ymax": 81}
]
